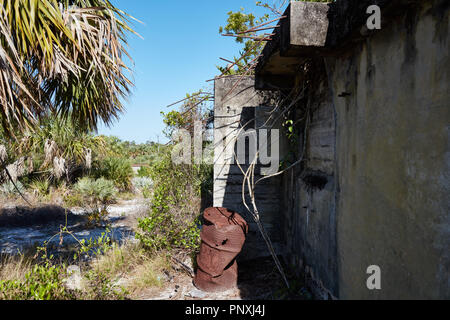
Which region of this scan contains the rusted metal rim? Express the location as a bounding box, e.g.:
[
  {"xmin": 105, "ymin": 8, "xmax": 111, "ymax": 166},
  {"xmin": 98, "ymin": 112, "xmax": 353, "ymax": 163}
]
[{"xmin": 203, "ymin": 207, "xmax": 248, "ymax": 234}]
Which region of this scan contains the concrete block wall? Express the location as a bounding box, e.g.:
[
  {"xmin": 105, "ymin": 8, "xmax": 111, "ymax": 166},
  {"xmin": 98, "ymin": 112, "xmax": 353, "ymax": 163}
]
[{"xmin": 213, "ymin": 76, "xmax": 284, "ymax": 261}]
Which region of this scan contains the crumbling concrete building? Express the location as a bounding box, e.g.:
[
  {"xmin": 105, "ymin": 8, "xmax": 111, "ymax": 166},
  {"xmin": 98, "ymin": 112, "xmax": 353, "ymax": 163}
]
[{"xmin": 213, "ymin": 0, "xmax": 449, "ymax": 299}]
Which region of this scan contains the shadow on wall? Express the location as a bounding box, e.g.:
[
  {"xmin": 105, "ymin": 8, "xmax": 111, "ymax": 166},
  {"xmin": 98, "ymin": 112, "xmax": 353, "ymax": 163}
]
[{"xmin": 216, "ymin": 105, "xmax": 283, "ymax": 261}]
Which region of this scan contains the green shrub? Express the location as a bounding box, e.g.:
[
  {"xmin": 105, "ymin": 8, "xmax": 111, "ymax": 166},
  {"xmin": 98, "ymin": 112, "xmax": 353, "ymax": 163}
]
[
  {"xmin": 0, "ymin": 261, "xmax": 127, "ymax": 300},
  {"xmin": 0, "ymin": 180, "xmax": 25, "ymax": 196},
  {"xmin": 28, "ymin": 178, "xmax": 51, "ymax": 196},
  {"xmin": 137, "ymin": 166, "xmax": 152, "ymax": 177},
  {"xmin": 0, "ymin": 264, "xmax": 77, "ymax": 300},
  {"xmin": 94, "ymin": 157, "xmax": 133, "ymax": 191},
  {"xmin": 74, "ymin": 177, "xmax": 117, "ymax": 223},
  {"xmin": 75, "ymin": 177, "xmax": 117, "ymax": 203},
  {"xmin": 136, "ymin": 209, "xmax": 200, "ymax": 253},
  {"xmin": 136, "ymin": 149, "xmax": 211, "ymax": 253},
  {"xmin": 142, "ymin": 188, "xmax": 152, "ymax": 199},
  {"xmin": 84, "ymin": 269, "xmax": 128, "ymax": 300},
  {"xmin": 132, "ymin": 177, "xmax": 153, "ymax": 199},
  {"xmin": 132, "ymin": 177, "xmax": 153, "ymax": 191},
  {"xmin": 63, "ymin": 192, "xmax": 84, "ymax": 207}
]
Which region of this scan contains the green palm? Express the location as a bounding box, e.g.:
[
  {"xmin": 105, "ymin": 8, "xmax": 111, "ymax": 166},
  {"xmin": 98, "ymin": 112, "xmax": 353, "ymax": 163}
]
[{"xmin": 0, "ymin": 0, "xmax": 137, "ymax": 136}]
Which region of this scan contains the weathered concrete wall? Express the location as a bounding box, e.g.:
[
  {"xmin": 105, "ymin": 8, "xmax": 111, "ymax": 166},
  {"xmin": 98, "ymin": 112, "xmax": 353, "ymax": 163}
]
[
  {"xmin": 280, "ymin": 61, "xmax": 339, "ymax": 299},
  {"xmin": 325, "ymin": 1, "xmax": 449, "ymax": 299},
  {"xmin": 213, "ymin": 76, "xmax": 284, "ymax": 261},
  {"xmin": 216, "ymin": 0, "xmax": 449, "ymax": 299}
]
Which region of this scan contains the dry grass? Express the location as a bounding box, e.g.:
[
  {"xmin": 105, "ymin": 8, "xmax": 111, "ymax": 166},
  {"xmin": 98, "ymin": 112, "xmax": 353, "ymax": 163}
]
[
  {"xmin": 89, "ymin": 240, "xmax": 172, "ymax": 297},
  {"xmin": 0, "ymin": 184, "xmax": 68, "ymax": 208},
  {"xmin": 0, "ymin": 241, "xmax": 172, "ymax": 300},
  {"xmin": 0, "ymin": 190, "xmax": 179, "ymax": 299},
  {"xmin": 0, "ymin": 254, "xmax": 33, "ymax": 282},
  {"xmin": 126, "ymin": 255, "xmax": 171, "ymax": 293}
]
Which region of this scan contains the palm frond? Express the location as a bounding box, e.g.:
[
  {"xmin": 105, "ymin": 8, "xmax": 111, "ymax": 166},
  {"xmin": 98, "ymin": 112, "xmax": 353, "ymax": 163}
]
[{"xmin": 0, "ymin": 0, "xmax": 137, "ymax": 137}]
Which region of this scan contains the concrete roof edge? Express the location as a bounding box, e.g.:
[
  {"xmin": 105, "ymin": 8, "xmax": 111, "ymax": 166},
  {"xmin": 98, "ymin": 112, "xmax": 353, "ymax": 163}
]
[{"xmin": 254, "ymin": 0, "xmax": 424, "ymax": 90}]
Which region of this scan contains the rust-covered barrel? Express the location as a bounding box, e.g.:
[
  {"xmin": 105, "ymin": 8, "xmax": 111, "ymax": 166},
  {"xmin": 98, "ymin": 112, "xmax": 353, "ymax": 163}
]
[{"xmin": 194, "ymin": 207, "xmax": 248, "ymax": 292}]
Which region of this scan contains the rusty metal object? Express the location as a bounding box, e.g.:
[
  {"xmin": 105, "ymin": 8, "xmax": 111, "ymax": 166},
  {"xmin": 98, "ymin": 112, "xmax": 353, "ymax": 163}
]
[{"xmin": 194, "ymin": 207, "xmax": 248, "ymax": 292}]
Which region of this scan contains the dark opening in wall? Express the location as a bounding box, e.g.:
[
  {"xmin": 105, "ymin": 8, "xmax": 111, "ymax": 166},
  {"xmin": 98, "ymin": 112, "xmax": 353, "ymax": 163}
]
[{"xmin": 301, "ymin": 170, "xmax": 328, "ymax": 191}]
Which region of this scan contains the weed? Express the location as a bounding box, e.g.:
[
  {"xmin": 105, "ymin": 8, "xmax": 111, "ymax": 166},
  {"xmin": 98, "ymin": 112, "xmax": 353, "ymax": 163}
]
[{"xmin": 136, "ymin": 150, "xmax": 210, "ymax": 255}]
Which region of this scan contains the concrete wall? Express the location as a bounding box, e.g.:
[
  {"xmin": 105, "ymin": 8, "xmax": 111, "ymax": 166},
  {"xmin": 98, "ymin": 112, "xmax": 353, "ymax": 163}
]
[
  {"xmin": 280, "ymin": 64, "xmax": 339, "ymax": 299},
  {"xmin": 213, "ymin": 76, "xmax": 284, "ymax": 261},
  {"xmin": 214, "ymin": 0, "xmax": 449, "ymax": 299},
  {"xmin": 264, "ymin": 0, "xmax": 448, "ymax": 299},
  {"xmin": 325, "ymin": 1, "xmax": 449, "ymax": 299}
]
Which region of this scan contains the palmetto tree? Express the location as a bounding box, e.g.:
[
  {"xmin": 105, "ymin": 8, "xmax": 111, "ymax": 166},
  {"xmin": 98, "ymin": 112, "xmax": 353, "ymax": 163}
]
[
  {"xmin": 15, "ymin": 115, "xmax": 107, "ymax": 168},
  {"xmin": 0, "ymin": 0, "xmax": 136, "ymax": 137}
]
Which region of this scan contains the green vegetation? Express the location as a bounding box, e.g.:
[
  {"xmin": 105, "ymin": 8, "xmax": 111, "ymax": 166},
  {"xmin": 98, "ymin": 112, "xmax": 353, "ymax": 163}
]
[
  {"xmin": 93, "ymin": 157, "xmax": 134, "ymax": 192},
  {"xmin": 0, "ymin": 180, "xmax": 25, "ymax": 197},
  {"xmin": 135, "ymin": 152, "xmax": 206, "ymax": 253},
  {"xmin": 0, "ymin": 0, "xmax": 215, "ymax": 301},
  {"xmin": 218, "ymin": 0, "xmax": 332, "ymax": 75},
  {"xmin": 0, "ymin": 120, "xmax": 211, "ymax": 300},
  {"xmin": 28, "ymin": 178, "xmax": 51, "ymax": 197},
  {"xmin": 74, "ymin": 177, "xmax": 117, "ymax": 224},
  {"xmin": 136, "ymin": 89, "xmax": 213, "ymax": 255},
  {"xmin": 102, "ymin": 136, "xmax": 165, "ymax": 165},
  {"xmin": 0, "ymin": 0, "xmax": 136, "ymax": 136},
  {"xmin": 218, "ymin": 7, "xmax": 269, "ymax": 75},
  {"xmin": 132, "ymin": 177, "xmax": 153, "ymax": 199},
  {"xmin": 0, "ymin": 264, "xmax": 77, "ymax": 300},
  {"xmin": 0, "ymin": 0, "xmax": 312, "ymax": 302},
  {"xmin": 0, "ymin": 237, "xmax": 131, "ymax": 300}
]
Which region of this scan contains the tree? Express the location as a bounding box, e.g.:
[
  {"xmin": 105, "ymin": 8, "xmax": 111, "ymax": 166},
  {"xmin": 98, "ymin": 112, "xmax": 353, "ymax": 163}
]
[
  {"xmin": 17, "ymin": 115, "xmax": 106, "ymax": 167},
  {"xmin": 0, "ymin": 0, "xmax": 137, "ymax": 137},
  {"xmin": 161, "ymin": 90, "xmax": 213, "ymax": 140},
  {"xmin": 217, "ymin": 1, "xmax": 332, "ymax": 75},
  {"xmin": 218, "ymin": 7, "xmax": 269, "ymax": 75}
]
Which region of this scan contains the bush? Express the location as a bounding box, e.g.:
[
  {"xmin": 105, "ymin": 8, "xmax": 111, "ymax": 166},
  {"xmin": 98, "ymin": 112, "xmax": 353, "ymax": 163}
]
[
  {"xmin": 132, "ymin": 177, "xmax": 153, "ymax": 192},
  {"xmin": 63, "ymin": 192, "xmax": 83, "ymax": 208},
  {"xmin": 74, "ymin": 177, "xmax": 117, "ymax": 223},
  {"xmin": 136, "ymin": 149, "xmax": 212, "ymax": 253},
  {"xmin": 0, "ymin": 259, "xmax": 128, "ymax": 300},
  {"xmin": 136, "ymin": 209, "xmax": 200, "ymax": 253},
  {"xmin": 75, "ymin": 177, "xmax": 116, "ymax": 202},
  {"xmin": 28, "ymin": 178, "xmax": 50, "ymax": 196},
  {"xmin": 0, "ymin": 264, "xmax": 77, "ymax": 300},
  {"xmin": 94, "ymin": 157, "xmax": 133, "ymax": 191},
  {"xmin": 0, "ymin": 180, "xmax": 25, "ymax": 196},
  {"xmin": 137, "ymin": 166, "xmax": 152, "ymax": 177},
  {"xmin": 83, "ymin": 269, "xmax": 128, "ymax": 300}
]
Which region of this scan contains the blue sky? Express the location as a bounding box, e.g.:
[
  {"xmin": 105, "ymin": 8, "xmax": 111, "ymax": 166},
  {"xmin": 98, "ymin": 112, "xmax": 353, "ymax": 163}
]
[{"xmin": 98, "ymin": 0, "xmax": 271, "ymax": 144}]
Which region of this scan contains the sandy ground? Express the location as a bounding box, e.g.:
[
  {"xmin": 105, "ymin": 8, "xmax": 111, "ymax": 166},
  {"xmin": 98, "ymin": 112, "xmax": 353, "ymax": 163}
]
[
  {"xmin": 0, "ymin": 199, "xmax": 147, "ymax": 254},
  {"xmin": 131, "ymin": 255, "xmax": 310, "ymax": 301},
  {"xmin": 1, "ymin": 197, "xmax": 311, "ymax": 300}
]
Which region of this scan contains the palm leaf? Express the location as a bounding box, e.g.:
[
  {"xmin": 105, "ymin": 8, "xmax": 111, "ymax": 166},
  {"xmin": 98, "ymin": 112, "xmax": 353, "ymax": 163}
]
[{"xmin": 0, "ymin": 0, "xmax": 137, "ymax": 137}]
